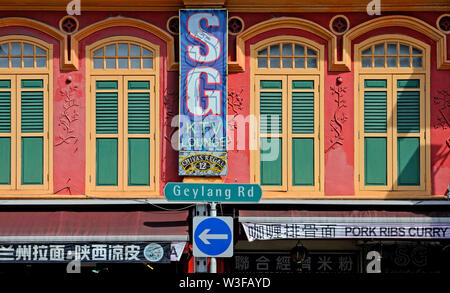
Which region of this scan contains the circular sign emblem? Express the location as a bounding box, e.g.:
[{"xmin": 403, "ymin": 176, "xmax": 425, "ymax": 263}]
[{"xmin": 143, "ymin": 243, "xmax": 165, "ymax": 262}]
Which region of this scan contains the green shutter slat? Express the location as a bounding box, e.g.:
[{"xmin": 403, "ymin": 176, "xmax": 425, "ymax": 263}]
[
  {"xmin": 0, "ymin": 138, "xmax": 10, "ymax": 185},
  {"xmin": 96, "ymin": 81, "xmax": 118, "ymax": 90},
  {"xmin": 292, "ymin": 80, "xmax": 314, "ymax": 89},
  {"xmin": 364, "ymin": 137, "xmax": 387, "ymax": 186},
  {"xmin": 364, "ymin": 91, "xmax": 387, "ymax": 133},
  {"xmin": 96, "ymin": 92, "xmax": 118, "ymax": 134},
  {"xmin": 0, "ymin": 91, "xmax": 11, "ymax": 133},
  {"xmin": 0, "ymin": 80, "xmax": 11, "ymax": 89},
  {"xmin": 260, "ymin": 92, "xmax": 282, "ymax": 134},
  {"xmin": 364, "ymin": 80, "xmax": 387, "ymax": 88},
  {"xmin": 292, "ymin": 91, "xmax": 314, "ymax": 134},
  {"xmin": 128, "ymin": 92, "xmax": 150, "ymax": 134},
  {"xmin": 96, "ymin": 138, "xmax": 118, "ymax": 186},
  {"xmin": 128, "ymin": 81, "xmax": 150, "ymax": 90},
  {"xmin": 292, "ymin": 138, "xmax": 314, "ymax": 186},
  {"xmin": 260, "ymin": 138, "xmax": 282, "ymax": 186},
  {"xmin": 397, "ymin": 137, "xmax": 420, "ymax": 186},
  {"xmin": 397, "ymin": 79, "xmax": 420, "ymax": 89},
  {"xmin": 260, "ymin": 80, "xmax": 282, "ymax": 89},
  {"xmin": 128, "ymin": 138, "xmax": 150, "ymax": 186},
  {"xmin": 397, "ymin": 91, "xmax": 420, "ymax": 133},
  {"xmin": 21, "ymin": 91, "xmax": 44, "ymax": 133},
  {"xmin": 21, "ymin": 80, "xmax": 43, "ymax": 89},
  {"xmin": 21, "ymin": 137, "xmax": 43, "ymax": 185}
]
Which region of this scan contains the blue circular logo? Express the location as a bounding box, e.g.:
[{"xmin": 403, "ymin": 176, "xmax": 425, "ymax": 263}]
[{"xmin": 194, "ymin": 218, "xmax": 232, "ymax": 256}]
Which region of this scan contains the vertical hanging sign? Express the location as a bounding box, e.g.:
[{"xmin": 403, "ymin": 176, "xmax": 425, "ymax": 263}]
[{"xmin": 179, "ymin": 9, "xmax": 228, "ymax": 176}]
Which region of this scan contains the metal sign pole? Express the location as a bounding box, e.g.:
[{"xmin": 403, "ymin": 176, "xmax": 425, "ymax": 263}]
[
  {"xmin": 194, "ymin": 204, "xmax": 208, "ymax": 273},
  {"xmin": 209, "ymin": 202, "xmax": 217, "ymax": 273}
]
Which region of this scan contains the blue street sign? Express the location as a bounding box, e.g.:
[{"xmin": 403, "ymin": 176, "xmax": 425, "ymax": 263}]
[{"xmin": 193, "ymin": 216, "xmax": 233, "ymax": 257}]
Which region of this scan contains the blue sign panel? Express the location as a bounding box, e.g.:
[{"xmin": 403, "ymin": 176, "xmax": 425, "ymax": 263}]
[
  {"xmin": 179, "ymin": 9, "xmax": 228, "ymax": 176},
  {"xmin": 193, "ymin": 217, "xmax": 233, "ymax": 257}
]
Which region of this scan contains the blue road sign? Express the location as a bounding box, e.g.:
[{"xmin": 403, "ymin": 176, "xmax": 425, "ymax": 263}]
[{"xmin": 193, "ymin": 217, "xmax": 233, "ymax": 257}]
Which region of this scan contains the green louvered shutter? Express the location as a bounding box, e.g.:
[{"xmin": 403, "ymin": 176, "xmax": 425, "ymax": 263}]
[
  {"xmin": 128, "ymin": 81, "xmax": 150, "ymax": 134},
  {"xmin": 95, "ymin": 80, "xmax": 118, "ymax": 186},
  {"xmin": 96, "ymin": 81, "xmax": 118, "ymax": 134},
  {"xmin": 363, "ymin": 79, "xmax": 388, "ymax": 186},
  {"xmin": 397, "ymin": 80, "xmax": 420, "ymax": 133},
  {"xmin": 396, "ymin": 79, "xmax": 420, "ymax": 186},
  {"xmin": 291, "ymin": 79, "xmax": 315, "ymax": 186},
  {"xmin": 127, "ymin": 80, "xmax": 150, "ymax": 186},
  {"xmin": 259, "ymin": 80, "xmax": 283, "ymax": 186},
  {"xmin": 260, "ymin": 80, "xmax": 282, "ymax": 135},
  {"xmin": 364, "ymin": 80, "xmax": 387, "ymax": 133},
  {"xmin": 0, "ymin": 79, "xmax": 11, "ymax": 185},
  {"xmin": 20, "ymin": 79, "xmax": 44, "ymax": 185}
]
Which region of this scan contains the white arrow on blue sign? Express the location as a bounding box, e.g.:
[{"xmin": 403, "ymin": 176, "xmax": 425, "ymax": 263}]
[{"xmin": 193, "ymin": 216, "xmax": 233, "ymax": 258}]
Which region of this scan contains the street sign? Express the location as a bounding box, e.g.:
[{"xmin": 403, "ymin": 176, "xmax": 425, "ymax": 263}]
[
  {"xmin": 164, "ymin": 183, "xmax": 262, "ymax": 203},
  {"xmin": 193, "ymin": 216, "xmax": 233, "ymax": 257}
]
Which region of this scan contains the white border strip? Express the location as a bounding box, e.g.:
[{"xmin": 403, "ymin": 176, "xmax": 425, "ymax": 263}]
[
  {"xmin": 239, "ymin": 216, "xmax": 450, "ymax": 224},
  {"xmin": 0, "ymin": 235, "xmax": 189, "ymax": 243},
  {"xmin": 0, "ymin": 199, "xmax": 450, "ymax": 205}
]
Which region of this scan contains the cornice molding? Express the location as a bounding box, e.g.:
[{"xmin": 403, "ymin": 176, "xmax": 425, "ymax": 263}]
[{"xmin": 0, "ymin": 0, "xmax": 448, "ymax": 12}]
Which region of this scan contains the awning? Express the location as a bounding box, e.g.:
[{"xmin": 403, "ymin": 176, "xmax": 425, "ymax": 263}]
[
  {"xmin": 0, "ymin": 210, "xmax": 189, "ymax": 263},
  {"xmin": 0, "ymin": 210, "xmax": 189, "ymax": 242},
  {"xmin": 239, "ymin": 210, "xmax": 450, "ymax": 241}
]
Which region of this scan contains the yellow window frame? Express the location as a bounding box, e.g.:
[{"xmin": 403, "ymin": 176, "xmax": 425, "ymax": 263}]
[
  {"xmin": 0, "ymin": 35, "xmax": 53, "ymax": 196},
  {"xmin": 354, "ymin": 34, "xmax": 431, "ymax": 197},
  {"xmin": 250, "ymin": 36, "xmax": 324, "ymax": 198},
  {"xmin": 86, "ymin": 37, "xmax": 160, "ymax": 197}
]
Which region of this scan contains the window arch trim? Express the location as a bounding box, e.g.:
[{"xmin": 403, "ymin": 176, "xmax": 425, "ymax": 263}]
[
  {"xmin": 0, "ymin": 35, "xmax": 52, "ymax": 74},
  {"xmin": 251, "ymin": 36, "xmax": 324, "ymax": 74},
  {"xmin": 356, "ymin": 35, "xmax": 429, "ymax": 74},
  {"xmin": 86, "ymin": 36, "xmax": 159, "ymax": 75}
]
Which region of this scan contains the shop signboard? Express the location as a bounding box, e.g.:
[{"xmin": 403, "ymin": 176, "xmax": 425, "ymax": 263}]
[
  {"xmin": 233, "ymin": 252, "xmax": 358, "ymax": 273},
  {"xmin": 241, "ymin": 222, "xmax": 450, "ymax": 241},
  {"xmin": 179, "ymin": 9, "xmax": 228, "ymax": 176},
  {"xmin": 0, "ymin": 242, "xmax": 186, "ymax": 263}
]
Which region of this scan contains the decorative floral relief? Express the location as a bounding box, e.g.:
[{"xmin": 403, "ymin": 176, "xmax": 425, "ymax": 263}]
[
  {"xmin": 228, "ymin": 88, "xmax": 244, "ymax": 129},
  {"xmin": 433, "ymin": 89, "xmax": 450, "ymax": 148},
  {"xmin": 55, "ymin": 85, "xmax": 79, "ymax": 153},
  {"xmin": 326, "ymin": 83, "xmax": 348, "ymax": 153}
]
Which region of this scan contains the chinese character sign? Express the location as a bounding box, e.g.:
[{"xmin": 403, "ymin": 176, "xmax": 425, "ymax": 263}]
[
  {"xmin": 0, "ymin": 243, "xmax": 185, "ymax": 263},
  {"xmin": 241, "ymin": 223, "xmax": 450, "ymax": 241},
  {"xmin": 179, "ymin": 9, "xmax": 228, "ymax": 176}
]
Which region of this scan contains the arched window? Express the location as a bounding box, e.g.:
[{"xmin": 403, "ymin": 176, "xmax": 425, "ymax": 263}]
[
  {"xmin": 250, "ymin": 36, "xmax": 324, "ymax": 195},
  {"xmin": 360, "ymin": 41, "xmax": 424, "ymax": 69},
  {"xmin": 92, "ymin": 42, "xmax": 154, "ymax": 70},
  {"xmin": 0, "ymin": 40, "xmax": 48, "ymax": 69},
  {"xmin": 86, "ymin": 37, "xmax": 159, "ymax": 196},
  {"xmin": 0, "ymin": 36, "xmax": 52, "ymax": 193},
  {"xmin": 355, "ymin": 35, "xmax": 430, "ymax": 195},
  {"xmin": 256, "ymin": 42, "xmax": 318, "ymax": 69}
]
